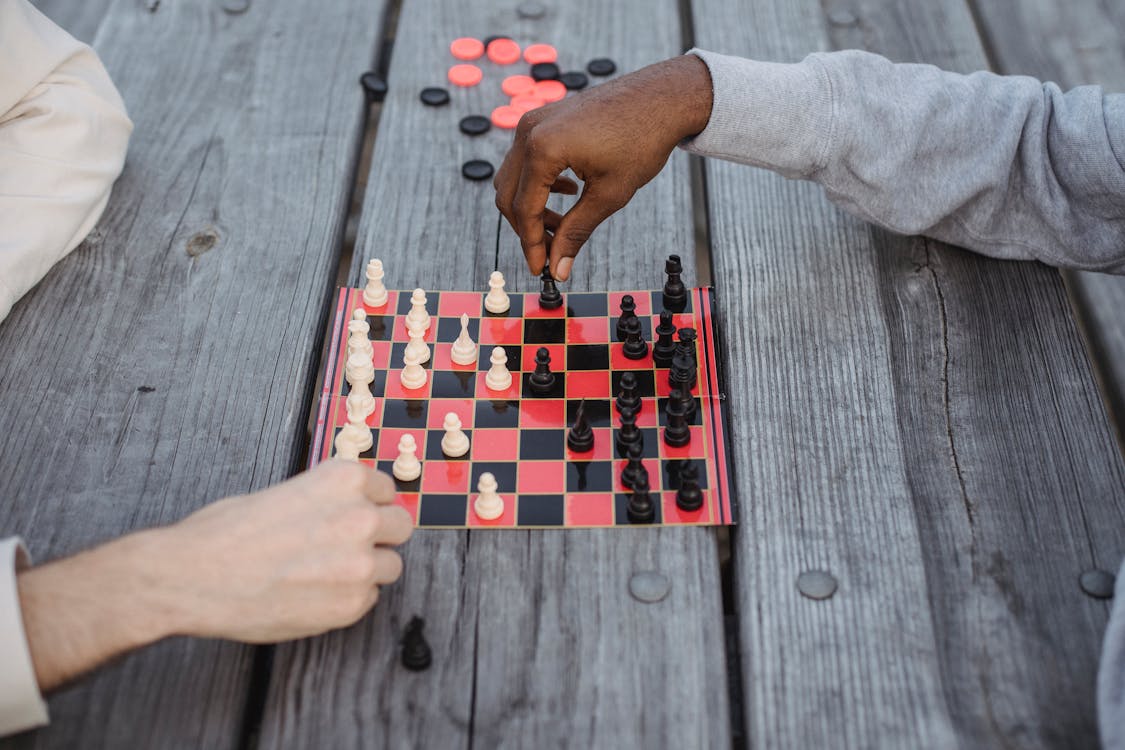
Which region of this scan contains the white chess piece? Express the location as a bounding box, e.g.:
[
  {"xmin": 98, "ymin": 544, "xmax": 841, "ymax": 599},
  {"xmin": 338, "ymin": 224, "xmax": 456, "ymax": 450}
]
[
  {"xmin": 404, "ymin": 317, "xmax": 431, "ymax": 364},
  {"xmin": 484, "ymin": 346, "xmax": 512, "ymax": 391},
  {"xmin": 334, "ymin": 413, "xmax": 372, "ymax": 460},
  {"xmin": 474, "ymin": 472, "xmax": 504, "ymax": 520},
  {"xmin": 392, "ymin": 433, "xmax": 422, "ymax": 481},
  {"xmin": 484, "ymin": 271, "xmax": 510, "ymax": 314},
  {"xmin": 440, "ymin": 412, "xmax": 470, "ymax": 457},
  {"xmin": 363, "ymin": 258, "xmax": 388, "ymax": 307},
  {"xmin": 449, "ymin": 313, "xmax": 478, "ymax": 366},
  {"xmin": 333, "ymin": 429, "xmax": 361, "ymax": 461},
  {"xmin": 399, "ymin": 346, "xmax": 428, "ymax": 390},
  {"xmin": 345, "ymin": 351, "xmax": 375, "ymax": 387},
  {"xmin": 346, "ymin": 378, "xmax": 375, "ymax": 420},
  {"xmin": 347, "ymin": 309, "xmax": 374, "ymax": 359},
  {"xmin": 405, "ymin": 288, "xmax": 430, "ymax": 331}
]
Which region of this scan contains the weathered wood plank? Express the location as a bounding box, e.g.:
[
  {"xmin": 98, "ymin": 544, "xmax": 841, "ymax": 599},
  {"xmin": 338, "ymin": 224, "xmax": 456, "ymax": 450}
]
[
  {"xmin": 0, "ymin": 0, "xmax": 383, "ymax": 747},
  {"xmin": 693, "ymin": 0, "xmax": 1125, "ymax": 745},
  {"xmin": 260, "ymin": 2, "xmax": 731, "ymax": 747},
  {"xmin": 30, "ymin": 0, "xmax": 113, "ymax": 44},
  {"xmin": 969, "ymin": 0, "xmax": 1125, "ymax": 446}
]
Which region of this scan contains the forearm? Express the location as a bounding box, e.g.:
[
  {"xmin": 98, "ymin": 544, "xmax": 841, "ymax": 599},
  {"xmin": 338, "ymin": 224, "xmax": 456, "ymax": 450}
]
[{"xmin": 682, "ymin": 48, "xmax": 1125, "ymax": 273}]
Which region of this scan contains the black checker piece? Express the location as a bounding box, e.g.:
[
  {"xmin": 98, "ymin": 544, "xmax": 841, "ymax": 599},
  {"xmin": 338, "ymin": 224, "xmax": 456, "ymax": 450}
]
[
  {"xmin": 517, "ymin": 495, "xmax": 565, "ymax": 526},
  {"xmin": 519, "ymin": 429, "xmax": 565, "ymax": 460},
  {"xmin": 418, "ymin": 495, "xmax": 468, "ymax": 526},
  {"xmin": 566, "ymin": 461, "xmax": 613, "ymax": 492},
  {"xmin": 566, "ymin": 344, "xmax": 609, "ymax": 371},
  {"xmin": 474, "ymin": 400, "xmax": 520, "ymax": 429},
  {"xmin": 565, "ymin": 293, "xmax": 608, "ymax": 317},
  {"xmin": 524, "ymin": 318, "xmax": 566, "ymax": 343}
]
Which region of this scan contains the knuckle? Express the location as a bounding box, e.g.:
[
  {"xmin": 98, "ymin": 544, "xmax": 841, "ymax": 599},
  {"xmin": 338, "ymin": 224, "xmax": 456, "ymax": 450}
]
[{"xmin": 380, "ymin": 550, "xmax": 404, "ymax": 582}]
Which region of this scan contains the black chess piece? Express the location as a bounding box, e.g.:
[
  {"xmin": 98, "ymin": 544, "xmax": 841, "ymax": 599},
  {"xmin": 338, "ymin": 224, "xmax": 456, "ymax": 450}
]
[
  {"xmin": 615, "ymin": 405, "xmax": 642, "ymax": 456},
  {"xmin": 662, "ymin": 254, "xmax": 687, "ymax": 312},
  {"xmin": 539, "ymin": 267, "xmax": 563, "ymax": 309},
  {"xmin": 663, "ymin": 388, "xmax": 691, "ymax": 447},
  {"xmin": 567, "ymin": 399, "xmax": 594, "ymax": 453},
  {"xmin": 626, "ymin": 468, "xmax": 656, "ymax": 523},
  {"xmin": 676, "ymin": 328, "xmax": 698, "ymax": 388},
  {"xmin": 652, "ymin": 310, "xmax": 677, "ymax": 367},
  {"xmin": 676, "ymin": 462, "xmax": 703, "ymax": 511},
  {"xmin": 676, "ymin": 384, "xmax": 697, "ymax": 421},
  {"xmin": 615, "ymin": 294, "xmax": 638, "ymax": 341},
  {"xmin": 621, "ymin": 315, "xmax": 649, "ymax": 360},
  {"xmin": 401, "ymin": 616, "xmax": 432, "ymax": 671},
  {"xmin": 615, "ymin": 371, "xmax": 641, "ymax": 415},
  {"xmin": 668, "ymin": 351, "xmax": 694, "ymax": 394},
  {"xmin": 529, "ymin": 346, "xmax": 556, "ymax": 395},
  {"xmin": 620, "ymin": 442, "xmax": 644, "ymax": 489}
]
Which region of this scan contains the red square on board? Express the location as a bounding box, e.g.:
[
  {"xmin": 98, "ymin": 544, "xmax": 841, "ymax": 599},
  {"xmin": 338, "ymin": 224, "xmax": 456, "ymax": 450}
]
[
  {"xmin": 438, "ymin": 291, "xmax": 482, "ymax": 319},
  {"xmin": 479, "ymin": 318, "xmax": 523, "ymax": 346},
  {"xmin": 519, "ymin": 399, "xmax": 565, "ymax": 429},
  {"xmin": 565, "ymin": 492, "xmax": 615, "ymax": 527},
  {"xmin": 522, "ymin": 344, "xmax": 564, "ymax": 372},
  {"xmin": 610, "ymin": 290, "xmax": 651, "ymax": 316},
  {"xmin": 610, "ymin": 342, "xmax": 652, "ymax": 370},
  {"xmin": 421, "ymin": 459, "xmax": 471, "ymax": 494},
  {"xmin": 475, "ymin": 371, "xmax": 520, "ymax": 399},
  {"xmin": 384, "ymin": 371, "xmax": 433, "ymax": 400},
  {"xmin": 565, "ymin": 427, "xmax": 614, "ymax": 461},
  {"xmin": 566, "ymin": 317, "xmax": 609, "ymax": 344},
  {"xmin": 671, "ymin": 313, "xmax": 696, "ymax": 332},
  {"xmin": 518, "ymin": 461, "xmax": 564, "ymax": 494},
  {"xmin": 661, "ymin": 490, "xmax": 711, "ymax": 525},
  {"xmin": 468, "ymin": 494, "xmax": 516, "ymax": 527},
  {"xmin": 391, "ymin": 317, "xmax": 437, "ymax": 343},
  {"xmin": 566, "ymin": 370, "xmax": 610, "ymax": 399},
  {"xmin": 361, "ymin": 289, "xmax": 398, "ymax": 315},
  {"xmin": 471, "ymin": 429, "xmax": 519, "ymax": 461},
  {"xmin": 431, "ymin": 343, "xmax": 472, "ymax": 371},
  {"xmin": 334, "ymin": 395, "xmax": 383, "ymax": 428},
  {"xmin": 426, "ymin": 399, "xmax": 475, "ymax": 429},
  {"xmin": 659, "ymin": 426, "xmax": 707, "ymax": 459},
  {"xmin": 368, "ymin": 340, "xmax": 394, "ymax": 370},
  {"xmin": 614, "ymin": 457, "xmax": 662, "ymax": 493},
  {"xmin": 394, "ymin": 492, "xmax": 420, "ymax": 524},
  {"xmin": 376, "ymin": 428, "xmax": 426, "ymax": 461},
  {"xmin": 524, "ymin": 293, "xmax": 567, "ymax": 318}
]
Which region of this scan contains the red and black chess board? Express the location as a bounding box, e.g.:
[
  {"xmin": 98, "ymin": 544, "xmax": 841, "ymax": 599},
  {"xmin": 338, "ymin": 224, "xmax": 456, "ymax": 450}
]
[{"xmin": 309, "ymin": 286, "xmax": 736, "ymax": 528}]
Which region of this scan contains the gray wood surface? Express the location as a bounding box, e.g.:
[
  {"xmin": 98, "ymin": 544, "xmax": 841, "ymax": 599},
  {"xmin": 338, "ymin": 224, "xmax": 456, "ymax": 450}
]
[
  {"xmin": 30, "ymin": 0, "xmax": 113, "ymax": 43},
  {"xmin": 693, "ymin": 0, "xmax": 1125, "ymax": 746},
  {"xmin": 0, "ymin": 0, "xmax": 383, "ymax": 747},
  {"xmin": 969, "ymin": 0, "xmax": 1125, "ymax": 445},
  {"xmin": 259, "ymin": 1, "xmax": 731, "ymax": 747}
]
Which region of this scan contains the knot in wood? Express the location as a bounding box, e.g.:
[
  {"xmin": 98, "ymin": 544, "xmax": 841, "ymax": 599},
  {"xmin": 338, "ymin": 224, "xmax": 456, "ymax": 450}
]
[
  {"xmin": 186, "ymin": 229, "xmax": 220, "ymax": 257},
  {"xmin": 797, "ymin": 570, "xmax": 838, "ymax": 600}
]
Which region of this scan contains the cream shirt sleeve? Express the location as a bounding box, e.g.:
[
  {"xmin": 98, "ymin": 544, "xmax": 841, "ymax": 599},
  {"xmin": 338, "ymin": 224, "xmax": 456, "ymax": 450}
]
[
  {"xmin": 0, "ymin": 537, "xmax": 47, "ymax": 735},
  {"xmin": 0, "ymin": 0, "xmax": 132, "ymax": 323}
]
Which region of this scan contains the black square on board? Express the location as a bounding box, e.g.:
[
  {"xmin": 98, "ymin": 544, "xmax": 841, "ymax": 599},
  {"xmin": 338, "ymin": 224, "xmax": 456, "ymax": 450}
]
[
  {"xmin": 363, "ymin": 314, "xmax": 394, "ymax": 341},
  {"xmin": 661, "ymin": 458, "xmax": 709, "ymax": 490},
  {"xmin": 391, "ymin": 342, "xmax": 434, "ymax": 370},
  {"xmin": 381, "ymin": 399, "xmax": 429, "ymax": 428},
  {"xmin": 614, "ymin": 427, "xmax": 660, "ymax": 459},
  {"xmin": 341, "ymin": 368, "xmax": 387, "ymax": 398},
  {"xmin": 656, "ymin": 396, "xmax": 702, "ymax": 426},
  {"xmin": 650, "ymin": 290, "xmax": 693, "ymax": 314},
  {"xmin": 565, "ymin": 293, "xmax": 608, "ymax": 318},
  {"xmin": 430, "ymin": 370, "xmax": 477, "ymax": 399},
  {"xmin": 471, "ymin": 462, "xmax": 517, "ymax": 491},
  {"xmin": 436, "ymin": 315, "xmax": 479, "ymax": 344},
  {"xmin": 521, "ymin": 372, "xmax": 566, "ymax": 399},
  {"xmin": 566, "ymin": 344, "xmax": 609, "ymax": 371},
  {"xmin": 396, "ymin": 292, "xmax": 441, "ymax": 316},
  {"xmin": 483, "ymin": 294, "xmax": 523, "ymax": 318},
  {"xmin": 478, "ymin": 344, "xmax": 522, "ymax": 372},
  {"xmin": 614, "ymin": 493, "xmax": 662, "ymax": 525},
  {"xmin": 331, "ymin": 428, "xmax": 376, "ymax": 459},
  {"xmin": 519, "ymin": 429, "xmax": 566, "ymax": 460},
  {"xmin": 610, "ymin": 315, "xmax": 652, "ymax": 340},
  {"xmin": 377, "ymin": 460, "xmax": 421, "ymax": 493},
  {"xmin": 425, "ymin": 429, "xmax": 472, "ymax": 460},
  {"xmin": 474, "ymin": 399, "xmax": 520, "ymax": 429},
  {"xmin": 418, "ymin": 495, "xmax": 468, "ymax": 526},
  {"xmin": 566, "ymin": 399, "xmax": 612, "ymax": 427},
  {"xmin": 566, "ymin": 461, "xmax": 613, "ymax": 492},
  {"xmin": 517, "ymin": 494, "xmax": 565, "ymax": 526},
  {"xmin": 524, "ymin": 318, "xmax": 566, "ymax": 343},
  {"xmin": 611, "ymin": 370, "xmax": 656, "ymax": 398}
]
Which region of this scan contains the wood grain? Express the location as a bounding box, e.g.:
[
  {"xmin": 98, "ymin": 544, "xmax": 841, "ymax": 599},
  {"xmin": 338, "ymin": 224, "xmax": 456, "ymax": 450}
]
[
  {"xmin": 259, "ymin": 1, "xmax": 731, "ymax": 748},
  {"xmin": 969, "ymin": 0, "xmax": 1125, "ymax": 446},
  {"xmin": 0, "ymin": 0, "xmax": 383, "ymax": 747},
  {"xmin": 694, "ymin": 0, "xmax": 1125, "ymax": 745}
]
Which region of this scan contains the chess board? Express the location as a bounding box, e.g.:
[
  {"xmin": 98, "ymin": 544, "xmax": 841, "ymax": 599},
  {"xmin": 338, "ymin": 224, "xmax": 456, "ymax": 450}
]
[{"xmin": 309, "ymin": 286, "xmax": 736, "ymax": 528}]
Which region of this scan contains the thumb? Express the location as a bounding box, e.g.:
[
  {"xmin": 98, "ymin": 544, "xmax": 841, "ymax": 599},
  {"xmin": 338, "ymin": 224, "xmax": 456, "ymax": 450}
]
[{"xmin": 549, "ymin": 185, "xmax": 629, "ymax": 281}]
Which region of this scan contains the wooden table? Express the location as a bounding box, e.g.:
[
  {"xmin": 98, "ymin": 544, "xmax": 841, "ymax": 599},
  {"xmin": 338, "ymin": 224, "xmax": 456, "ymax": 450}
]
[{"xmin": 4, "ymin": 0, "xmax": 1122, "ymax": 747}]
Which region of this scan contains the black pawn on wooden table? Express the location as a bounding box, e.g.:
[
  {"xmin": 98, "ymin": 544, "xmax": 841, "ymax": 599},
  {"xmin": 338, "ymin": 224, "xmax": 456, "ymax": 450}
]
[
  {"xmin": 626, "ymin": 467, "xmax": 656, "ymax": 524},
  {"xmin": 675, "ymin": 462, "xmax": 703, "ymax": 511},
  {"xmin": 662, "ymin": 253, "xmax": 687, "ymax": 312},
  {"xmin": 664, "ymin": 388, "xmax": 691, "ymax": 447},
  {"xmin": 539, "ymin": 267, "xmax": 563, "ymax": 309},
  {"xmin": 615, "ymin": 371, "xmax": 641, "ymax": 415},
  {"xmin": 616, "ymin": 294, "xmax": 638, "ymax": 341},
  {"xmin": 620, "ymin": 442, "xmax": 645, "ymax": 490},
  {"xmin": 616, "ymin": 404, "xmax": 642, "ymax": 456},
  {"xmin": 652, "ymin": 310, "xmax": 677, "ymax": 367},
  {"xmin": 401, "ymin": 616, "xmax": 432, "ymax": 671},
  {"xmin": 567, "ymin": 399, "xmax": 594, "ymax": 453},
  {"xmin": 529, "ymin": 346, "xmax": 556, "ymax": 396}
]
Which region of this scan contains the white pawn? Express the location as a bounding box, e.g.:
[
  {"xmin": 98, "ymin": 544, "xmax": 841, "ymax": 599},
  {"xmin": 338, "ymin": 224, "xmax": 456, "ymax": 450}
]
[
  {"xmin": 346, "ymin": 378, "xmax": 375, "ymax": 420},
  {"xmin": 474, "ymin": 472, "xmax": 504, "ymax": 520},
  {"xmin": 440, "ymin": 412, "xmax": 470, "ymax": 457},
  {"xmin": 399, "ymin": 345, "xmax": 428, "ymax": 390},
  {"xmin": 362, "ymin": 259, "xmax": 388, "ymax": 307},
  {"xmin": 345, "ymin": 351, "xmax": 375, "ymax": 387},
  {"xmin": 405, "ymin": 288, "xmax": 430, "ymax": 331},
  {"xmin": 449, "ymin": 313, "xmax": 478, "ymax": 366},
  {"xmin": 484, "ymin": 271, "xmax": 510, "ymax": 314},
  {"xmin": 484, "ymin": 346, "xmax": 512, "ymax": 391},
  {"xmin": 392, "ymin": 433, "xmax": 422, "ymax": 482},
  {"xmin": 404, "ymin": 317, "xmax": 431, "ymax": 364},
  {"xmin": 347, "ymin": 309, "xmax": 373, "ymax": 359}
]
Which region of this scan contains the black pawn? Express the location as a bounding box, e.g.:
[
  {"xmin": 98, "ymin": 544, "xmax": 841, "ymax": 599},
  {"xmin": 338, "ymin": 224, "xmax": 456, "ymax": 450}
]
[
  {"xmin": 615, "ymin": 371, "xmax": 641, "ymax": 415},
  {"xmin": 615, "ymin": 294, "xmax": 638, "ymax": 341},
  {"xmin": 664, "ymin": 388, "xmax": 691, "ymax": 447},
  {"xmin": 615, "ymin": 405, "xmax": 642, "ymax": 456},
  {"xmin": 653, "ymin": 310, "xmax": 677, "ymax": 367},
  {"xmin": 529, "ymin": 346, "xmax": 556, "ymax": 395},
  {"xmin": 539, "ymin": 267, "xmax": 563, "ymax": 309},
  {"xmin": 662, "ymin": 254, "xmax": 687, "ymax": 312},
  {"xmin": 621, "ymin": 315, "xmax": 649, "ymax": 360},
  {"xmin": 676, "ymin": 328, "xmax": 698, "ymax": 388},
  {"xmin": 567, "ymin": 400, "xmax": 594, "ymax": 453},
  {"xmin": 676, "ymin": 462, "xmax": 703, "ymax": 511},
  {"xmin": 620, "ymin": 442, "xmax": 644, "ymax": 489},
  {"xmin": 401, "ymin": 616, "xmax": 432, "ymax": 671},
  {"xmin": 626, "ymin": 468, "xmax": 656, "ymax": 524}
]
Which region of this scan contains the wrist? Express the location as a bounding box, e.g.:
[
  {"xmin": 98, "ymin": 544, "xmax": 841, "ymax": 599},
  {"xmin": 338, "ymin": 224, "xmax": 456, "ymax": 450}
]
[{"xmin": 658, "ymin": 54, "xmax": 714, "ymax": 140}]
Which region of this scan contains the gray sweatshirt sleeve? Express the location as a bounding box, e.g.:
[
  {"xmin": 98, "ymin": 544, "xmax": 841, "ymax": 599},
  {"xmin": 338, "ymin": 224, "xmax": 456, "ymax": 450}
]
[{"xmin": 681, "ymin": 48, "xmax": 1125, "ymax": 274}]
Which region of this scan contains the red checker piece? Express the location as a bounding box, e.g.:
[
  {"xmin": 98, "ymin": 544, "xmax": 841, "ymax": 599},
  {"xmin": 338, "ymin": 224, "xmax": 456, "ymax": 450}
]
[
  {"xmin": 438, "ymin": 291, "xmax": 483, "ymax": 319},
  {"xmin": 566, "ymin": 493, "xmax": 615, "ymax": 527},
  {"xmin": 519, "ymin": 398, "xmax": 565, "ymax": 428},
  {"xmin": 479, "ymin": 318, "xmax": 522, "ymax": 345},
  {"xmin": 662, "ymin": 490, "xmax": 711, "ymax": 525},
  {"xmin": 450, "ymin": 37, "xmax": 484, "ymax": 60},
  {"xmin": 426, "ymin": 399, "xmax": 475, "ymax": 428},
  {"xmin": 533, "ymin": 80, "xmax": 566, "ymax": 103},
  {"xmin": 491, "ymin": 104, "xmax": 523, "ymax": 130},
  {"xmin": 523, "ymin": 43, "xmax": 557, "ymax": 64},
  {"xmin": 523, "ymin": 344, "xmax": 564, "ymax": 371},
  {"xmin": 486, "ymin": 38, "xmax": 522, "ymax": 65},
  {"xmin": 502, "ymin": 74, "xmax": 537, "ymax": 96},
  {"xmin": 471, "ymin": 429, "xmax": 519, "ymax": 461},
  {"xmin": 518, "ymin": 462, "xmax": 564, "ymax": 494},
  {"xmin": 422, "ymin": 461, "xmax": 471, "ymax": 494},
  {"xmin": 449, "ymin": 64, "xmax": 483, "ymax": 87},
  {"xmin": 566, "ymin": 370, "xmax": 611, "ymax": 399},
  {"xmin": 510, "ymin": 94, "xmax": 544, "ymax": 114},
  {"xmin": 376, "ymin": 428, "xmax": 425, "ymax": 460},
  {"xmin": 468, "ymin": 495, "xmax": 516, "ymax": 527}
]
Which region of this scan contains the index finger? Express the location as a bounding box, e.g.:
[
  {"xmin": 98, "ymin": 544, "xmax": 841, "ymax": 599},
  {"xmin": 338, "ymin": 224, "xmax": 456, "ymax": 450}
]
[
  {"xmin": 512, "ymin": 153, "xmax": 562, "ymax": 275},
  {"xmin": 363, "ymin": 469, "xmax": 398, "ymax": 506}
]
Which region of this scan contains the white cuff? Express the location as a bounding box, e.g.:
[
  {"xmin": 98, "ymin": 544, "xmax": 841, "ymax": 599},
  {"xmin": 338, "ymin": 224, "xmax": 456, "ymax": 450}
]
[{"xmin": 0, "ymin": 537, "xmax": 48, "ymax": 736}]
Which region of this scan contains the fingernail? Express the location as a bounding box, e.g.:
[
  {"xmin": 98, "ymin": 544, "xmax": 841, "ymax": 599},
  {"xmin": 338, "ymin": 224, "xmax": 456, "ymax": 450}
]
[{"xmin": 558, "ymin": 257, "xmax": 573, "ymax": 280}]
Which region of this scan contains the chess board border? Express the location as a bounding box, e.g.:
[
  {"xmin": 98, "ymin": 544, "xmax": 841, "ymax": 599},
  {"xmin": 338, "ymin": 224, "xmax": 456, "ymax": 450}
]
[{"xmin": 309, "ymin": 286, "xmax": 737, "ymax": 528}]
